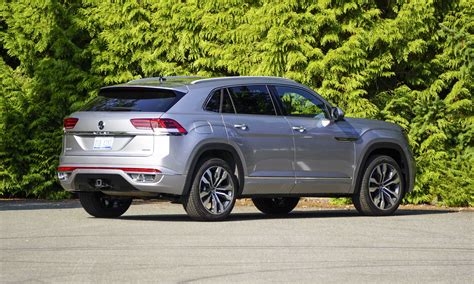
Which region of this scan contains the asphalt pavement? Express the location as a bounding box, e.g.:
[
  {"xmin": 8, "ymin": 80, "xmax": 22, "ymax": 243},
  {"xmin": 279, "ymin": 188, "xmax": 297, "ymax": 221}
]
[{"xmin": 1, "ymin": 200, "xmax": 473, "ymax": 283}]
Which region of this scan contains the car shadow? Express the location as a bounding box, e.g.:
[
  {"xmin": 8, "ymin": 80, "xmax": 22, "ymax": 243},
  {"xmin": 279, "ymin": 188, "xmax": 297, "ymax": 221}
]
[
  {"xmin": 118, "ymin": 208, "xmax": 458, "ymax": 222},
  {"xmin": 0, "ymin": 199, "xmax": 164, "ymax": 211}
]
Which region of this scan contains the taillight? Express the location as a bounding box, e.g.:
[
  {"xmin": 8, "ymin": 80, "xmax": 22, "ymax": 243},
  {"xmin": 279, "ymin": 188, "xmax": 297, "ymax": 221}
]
[
  {"xmin": 130, "ymin": 118, "xmax": 187, "ymax": 135},
  {"xmin": 63, "ymin": 118, "xmax": 78, "ymax": 129}
]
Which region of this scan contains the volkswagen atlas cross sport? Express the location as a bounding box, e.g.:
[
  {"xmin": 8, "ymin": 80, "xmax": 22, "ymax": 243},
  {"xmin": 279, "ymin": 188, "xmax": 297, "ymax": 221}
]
[{"xmin": 58, "ymin": 76, "xmax": 415, "ymax": 221}]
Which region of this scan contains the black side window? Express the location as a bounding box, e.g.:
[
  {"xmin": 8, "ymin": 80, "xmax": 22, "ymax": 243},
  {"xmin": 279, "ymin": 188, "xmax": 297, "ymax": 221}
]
[
  {"xmin": 227, "ymin": 85, "xmax": 276, "ymax": 115},
  {"xmin": 205, "ymin": 89, "xmax": 221, "ymax": 112},
  {"xmin": 274, "ymin": 86, "xmax": 328, "ymax": 119},
  {"xmin": 222, "ymin": 90, "xmax": 236, "ymax": 113}
]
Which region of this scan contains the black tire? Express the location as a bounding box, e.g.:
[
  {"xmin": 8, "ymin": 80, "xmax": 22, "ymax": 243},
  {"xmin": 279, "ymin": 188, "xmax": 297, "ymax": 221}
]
[
  {"xmin": 79, "ymin": 192, "xmax": 132, "ymax": 218},
  {"xmin": 353, "ymin": 155, "xmax": 404, "ymax": 216},
  {"xmin": 252, "ymin": 197, "xmax": 300, "ymax": 215},
  {"xmin": 183, "ymin": 158, "xmax": 238, "ymax": 221}
]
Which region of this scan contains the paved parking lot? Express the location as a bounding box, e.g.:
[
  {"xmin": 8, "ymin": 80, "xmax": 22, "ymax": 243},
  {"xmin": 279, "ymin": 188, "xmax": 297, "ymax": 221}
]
[{"xmin": 1, "ymin": 200, "xmax": 473, "ymax": 283}]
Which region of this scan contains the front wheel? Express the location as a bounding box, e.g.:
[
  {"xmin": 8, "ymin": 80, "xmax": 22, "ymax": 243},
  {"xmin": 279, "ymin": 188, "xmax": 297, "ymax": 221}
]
[
  {"xmin": 252, "ymin": 197, "xmax": 300, "ymax": 215},
  {"xmin": 79, "ymin": 192, "xmax": 132, "ymax": 218},
  {"xmin": 353, "ymin": 155, "xmax": 404, "ymax": 216}
]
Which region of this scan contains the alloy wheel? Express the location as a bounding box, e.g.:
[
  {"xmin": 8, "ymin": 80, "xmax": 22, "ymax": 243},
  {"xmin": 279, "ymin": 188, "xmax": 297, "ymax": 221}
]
[
  {"xmin": 368, "ymin": 163, "xmax": 402, "ymax": 210},
  {"xmin": 199, "ymin": 166, "xmax": 235, "ymax": 214}
]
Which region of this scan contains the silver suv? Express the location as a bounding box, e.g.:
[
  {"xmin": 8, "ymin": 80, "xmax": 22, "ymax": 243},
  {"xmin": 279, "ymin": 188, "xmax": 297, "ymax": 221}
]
[{"xmin": 58, "ymin": 76, "xmax": 415, "ymax": 221}]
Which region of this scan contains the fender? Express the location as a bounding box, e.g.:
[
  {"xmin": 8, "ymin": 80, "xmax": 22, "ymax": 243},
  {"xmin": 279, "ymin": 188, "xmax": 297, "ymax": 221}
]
[
  {"xmin": 181, "ymin": 142, "xmax": 246, "ymax": 199},
  {"xmin": 352, "ymin": 141, "xmax": 411, "ymax": 194}
]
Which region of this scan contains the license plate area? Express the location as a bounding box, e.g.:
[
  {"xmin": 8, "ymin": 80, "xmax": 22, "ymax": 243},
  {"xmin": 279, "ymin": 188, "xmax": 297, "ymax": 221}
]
[{"xmin": 93, "ymin": 136, "xmax": 114, "ymax": 150}]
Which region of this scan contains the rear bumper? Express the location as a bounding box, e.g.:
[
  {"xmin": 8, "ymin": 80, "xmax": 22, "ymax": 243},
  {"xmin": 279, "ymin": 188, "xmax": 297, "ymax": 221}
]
[{"xmin": 58, "ymin": 167, "xmax": 186, "ymax": 196}]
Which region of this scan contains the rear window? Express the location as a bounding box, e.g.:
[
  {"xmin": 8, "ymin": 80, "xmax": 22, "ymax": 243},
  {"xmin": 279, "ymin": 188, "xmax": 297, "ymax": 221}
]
[{"xmin": 82, "ymin": 87, "xmax": 184, "ymax": 112}]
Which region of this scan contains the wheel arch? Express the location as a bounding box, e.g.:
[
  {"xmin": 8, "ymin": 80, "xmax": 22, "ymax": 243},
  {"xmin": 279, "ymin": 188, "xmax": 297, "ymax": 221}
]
[
  {"xmin": 353, "ymin": 142, "xmax": 410, "ymax": 195},
  {"xmin": 181, "ymin": 143, "xmax": 245, "ymax": 201}
]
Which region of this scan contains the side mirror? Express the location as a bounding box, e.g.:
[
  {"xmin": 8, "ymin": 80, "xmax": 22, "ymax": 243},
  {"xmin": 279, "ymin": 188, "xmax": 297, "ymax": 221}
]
[{"xmin": 331, "ymin": 107, "xmax": 345, "ymax": 121}]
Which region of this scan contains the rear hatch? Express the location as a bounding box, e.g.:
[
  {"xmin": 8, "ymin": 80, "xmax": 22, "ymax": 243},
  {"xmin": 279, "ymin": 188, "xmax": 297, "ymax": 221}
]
[{"xmin": 63, "ymin": 86, "xmax": 185, "ymax": 157}]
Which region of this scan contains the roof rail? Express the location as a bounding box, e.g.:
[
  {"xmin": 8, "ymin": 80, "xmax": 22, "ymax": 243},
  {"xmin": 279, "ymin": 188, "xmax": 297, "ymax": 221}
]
[
  {"xmin": 129, "ymin": 76, "xmax": 205, "ymax": 83},
  {"xmin": 191, "ymin": 76, "xmax": 296, "ymax": 85}
]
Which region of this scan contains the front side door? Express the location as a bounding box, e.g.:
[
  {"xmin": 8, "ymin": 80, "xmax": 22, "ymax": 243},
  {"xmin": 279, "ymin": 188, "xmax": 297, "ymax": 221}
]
[
  {"xmin": 220, "ymin": 85, "xmax": 295, "ymax": 195},
  {"xmin": 272, "ymin": 85, "xmax": 357, "ymax": 194}
]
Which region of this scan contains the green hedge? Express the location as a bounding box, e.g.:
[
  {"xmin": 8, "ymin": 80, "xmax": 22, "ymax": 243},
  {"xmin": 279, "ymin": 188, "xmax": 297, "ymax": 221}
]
[{"xmin": 1, "ymin": 0, "xmax": 472, "ymax": 205}]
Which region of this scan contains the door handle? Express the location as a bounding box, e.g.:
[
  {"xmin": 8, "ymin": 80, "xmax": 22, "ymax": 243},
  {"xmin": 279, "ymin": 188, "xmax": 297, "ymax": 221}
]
[
  {"xmin": 292, "ymin": 126, "xmax": 306, "ymax": 133},
  {"xmin": 234, "ymin": 124, "xmax": 248, "ymax": 130}
]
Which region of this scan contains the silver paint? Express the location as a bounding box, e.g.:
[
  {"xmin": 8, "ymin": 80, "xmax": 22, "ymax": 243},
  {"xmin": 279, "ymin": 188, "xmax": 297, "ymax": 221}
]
[{"xmin": 59, "ymin": 76, "xmax": 415, "ymax": 199}]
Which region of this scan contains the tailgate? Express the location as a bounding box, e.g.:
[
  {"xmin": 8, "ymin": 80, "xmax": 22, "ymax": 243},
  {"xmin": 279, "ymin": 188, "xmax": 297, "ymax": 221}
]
[{"xmin": 63, "ymin": 112, "xmax": 162, "ymax": 157}]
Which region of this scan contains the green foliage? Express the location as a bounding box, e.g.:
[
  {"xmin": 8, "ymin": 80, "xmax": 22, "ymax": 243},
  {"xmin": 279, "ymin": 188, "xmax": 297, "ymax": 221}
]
[
  {"xmin": 1, "ymin": 0, "xmax": 98, "ymax": 199},
  {"xmin": 1, "ymin": 0, "xmax": 472, "ymax": 205}
]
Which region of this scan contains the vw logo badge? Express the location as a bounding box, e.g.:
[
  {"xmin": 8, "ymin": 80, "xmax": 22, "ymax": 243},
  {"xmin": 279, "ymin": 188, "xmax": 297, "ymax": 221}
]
[{"xmin": 98, "ymin": 121, "xmax": 105, "ymax": 130}]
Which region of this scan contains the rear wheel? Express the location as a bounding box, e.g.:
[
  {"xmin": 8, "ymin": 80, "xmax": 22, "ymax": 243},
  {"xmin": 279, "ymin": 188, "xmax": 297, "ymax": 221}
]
[
  {"xmin": 252, "ymin": 197, "xmax": 300, "ymax": 215},
  {"xmin": 183, "ymin": 158, "xmax": 238, "ymax": 221},
  {"xmin": 79, "ymin": 192, "xmax": 132, "ymax": 218},
  {"xmin": 353, "ymin": 155, "xmax": 404, "ymax": 216}
]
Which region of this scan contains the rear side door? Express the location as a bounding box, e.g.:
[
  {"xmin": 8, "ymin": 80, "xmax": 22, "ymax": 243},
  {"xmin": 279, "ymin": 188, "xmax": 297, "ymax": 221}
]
[
  {"xmin": 272, "ymin": 85, "xmax": 357, "ymax": 194},
  {"xmin": 220, "ymin": 85, "xmax": 295, "ymax": 195}
]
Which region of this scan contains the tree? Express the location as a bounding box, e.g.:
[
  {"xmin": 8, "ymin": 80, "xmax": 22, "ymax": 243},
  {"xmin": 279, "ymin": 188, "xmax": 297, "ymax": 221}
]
[{"xmin": 1, "ymin": 0, "xmax": 472, "ymax": 205}]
